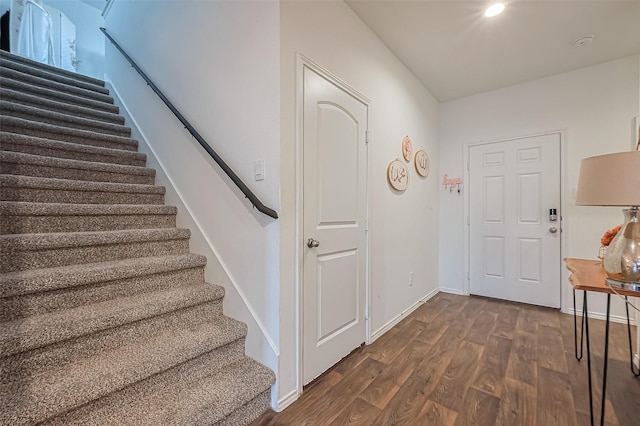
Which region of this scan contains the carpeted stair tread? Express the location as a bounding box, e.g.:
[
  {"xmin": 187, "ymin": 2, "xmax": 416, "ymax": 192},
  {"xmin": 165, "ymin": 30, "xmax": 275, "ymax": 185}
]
[
  {"xmin": 0, "ymin": 151, "xmax": 155, "ymax": 185},
  {"xmin": 0, "ymin": 57, "xmax": 109, "ymax": 95},
  {"xmin": 0, "ymin": 174, "xmax": 165, "ymax": 205},
  {"xmin": 0, "ymin": 50, "xmax": 106, "ymax": 87},
  {"xmin": 0, "ymin": 227, "xmax": 191, "ymax": 272},
  {"xmin": 41, "ymin": 356, "xmax": 274, "ymax": 426},
  {"xmin": 123, "ymin": 357, "xmax": 274, "ymax": 426},
  {"xmin": 0, "ymin": 132, "xmax": 146, "ymax": 167},
  {"xmin": 0, "ymin": 67, "xmax": 114, "ymax": 104},
  {"xmin": 216, "ymin": 389, "xmax": 272, "ymax": 426},
  {"xmin": 1, "ymin": 88, "xmax": 124, "ymax": 125},
  {"xmin": 0, "ymin": 77, "xmax": 119, "ymax": 114},
  {"xmin": 1, "ymin": 173, "xmax": 164, "ymax": 196},
  {"xmin": 0, "ymin": 116, "xmax": 138, "ymax": 151},
  {"xmin": 0, "ymin": 255, "xmax": 207, "ymax": 321},
  {"xmin": 0, "ymin": 316, "xmax": 248, "ymax": 426},
  {"xmin": 0, "ymin": 101, "xmax": 131, "ymax": 136},
  {"xmin": 0, "ymin": 252, "xmax": 204, "ymax": 298},
  {"xmin": 0, "ymin": 201, "xmax": 177, "ymax": 234},
  {"xmin": 0, "ymin": 282, "xmax": 224, "ymax": 358},
  {"xmin": 0, "ymin": 227, "xmax": 189, "ymax": 250}
]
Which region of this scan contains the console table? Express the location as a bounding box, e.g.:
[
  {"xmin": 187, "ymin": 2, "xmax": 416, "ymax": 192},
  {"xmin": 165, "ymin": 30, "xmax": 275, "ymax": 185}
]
[{"xmin": 564, "ymin": 258, "xmax": 640, "ymax": 426}]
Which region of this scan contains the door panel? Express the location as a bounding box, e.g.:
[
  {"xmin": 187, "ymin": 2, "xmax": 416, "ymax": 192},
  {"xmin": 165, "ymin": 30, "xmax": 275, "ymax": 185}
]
[
  {"xmin": 303, "ymin": 67, "xmax": 367, "ymax": 384},
  {"xmin": 470, "ymin": 134, "xmax": 561, "ymax": 308}
]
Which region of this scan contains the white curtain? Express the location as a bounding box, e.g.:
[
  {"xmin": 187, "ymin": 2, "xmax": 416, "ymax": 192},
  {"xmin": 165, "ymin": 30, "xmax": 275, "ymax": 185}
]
[{"xmin": 14, "ymin": 0, "xmax": 55, "ymax": 66}]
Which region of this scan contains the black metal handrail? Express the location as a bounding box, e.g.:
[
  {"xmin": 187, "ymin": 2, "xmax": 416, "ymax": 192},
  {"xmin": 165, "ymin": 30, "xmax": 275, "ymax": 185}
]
[{"xmin": 100, "ymin": 27, "xmax": 278, "ymax": 219}]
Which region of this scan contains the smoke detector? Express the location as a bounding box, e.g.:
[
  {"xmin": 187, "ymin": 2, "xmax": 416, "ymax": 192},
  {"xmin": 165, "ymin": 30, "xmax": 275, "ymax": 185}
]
[{"xmin": 574, "ymin": 35, "xmax": 594, "ymax": 47}]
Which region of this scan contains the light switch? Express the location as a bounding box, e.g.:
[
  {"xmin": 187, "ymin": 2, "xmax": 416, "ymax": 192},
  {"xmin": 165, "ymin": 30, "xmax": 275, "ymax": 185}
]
[{"xmin": 254, "ymin": 159, "xmax": 265, "ymax": 181}]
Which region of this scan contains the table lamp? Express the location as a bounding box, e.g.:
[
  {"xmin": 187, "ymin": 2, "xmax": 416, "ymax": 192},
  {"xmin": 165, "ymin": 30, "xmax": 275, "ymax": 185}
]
[{"xmin": 575, "ymin": 151, "xmax": 640, "ymax": 291}]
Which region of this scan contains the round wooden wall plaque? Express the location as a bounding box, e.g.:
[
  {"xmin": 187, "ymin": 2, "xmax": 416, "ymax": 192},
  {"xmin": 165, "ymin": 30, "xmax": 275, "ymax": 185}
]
[{"xmin": 387, "ymin": 159, "xmax": 409, "ymax": 191}]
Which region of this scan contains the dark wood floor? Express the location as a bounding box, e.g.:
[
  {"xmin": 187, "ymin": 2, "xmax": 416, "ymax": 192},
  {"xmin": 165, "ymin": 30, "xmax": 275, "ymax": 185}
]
[{"xmin": 253, "ymin": 293, "xmax": 640, "ymax": 426}]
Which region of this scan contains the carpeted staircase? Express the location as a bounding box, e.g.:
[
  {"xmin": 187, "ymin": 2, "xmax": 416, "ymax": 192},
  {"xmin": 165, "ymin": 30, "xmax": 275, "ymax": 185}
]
[{"xmin": 0, "ymin": 50, "xmax": 274, "ymax": 425}]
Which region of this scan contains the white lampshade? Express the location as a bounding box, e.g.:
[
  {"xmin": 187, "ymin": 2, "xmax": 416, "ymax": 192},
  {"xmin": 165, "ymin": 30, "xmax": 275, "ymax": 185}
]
[{"xmin": 575, "ymin": 151, "xmax": 640, "ymax": 207}]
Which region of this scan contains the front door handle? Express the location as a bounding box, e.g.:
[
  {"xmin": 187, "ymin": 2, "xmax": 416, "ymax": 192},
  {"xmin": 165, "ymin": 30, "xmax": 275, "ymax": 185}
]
[
  {"xmin": 307, "ymin": 238, "xmax": 320, "ymax": 248},
  {"xmin": 550, "ymin": 227, "xmax": 558, "ymax": 233}
]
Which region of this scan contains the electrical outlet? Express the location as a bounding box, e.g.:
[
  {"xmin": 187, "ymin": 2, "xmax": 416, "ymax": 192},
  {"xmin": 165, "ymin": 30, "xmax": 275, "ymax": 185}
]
[{"xmin": 409, "ymin": 272, "xmax": 414, "ymax": 286}]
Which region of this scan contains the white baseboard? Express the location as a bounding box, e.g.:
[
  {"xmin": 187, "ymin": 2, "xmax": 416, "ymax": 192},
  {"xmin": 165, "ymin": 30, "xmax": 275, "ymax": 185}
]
[
  {"xmin": 438, "ymin": 286, "xmax": 465, "ymax": 296},
  {"xmin": 567, "ymin": 309, "xmax": 637, "ymax": 326},
  {"xmin": 276, "ymin": 388, "xmax": 298, "ymax": 412},
  {"xmin": 370, "ymin": 288, "xmax": 439, "ymax": 343}
]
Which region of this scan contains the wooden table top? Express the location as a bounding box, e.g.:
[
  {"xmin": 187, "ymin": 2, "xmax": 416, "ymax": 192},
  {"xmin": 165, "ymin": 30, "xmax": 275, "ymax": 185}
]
[{"xmin": 564, "ymin": 258, "xmax": 640, "ymax": 297}]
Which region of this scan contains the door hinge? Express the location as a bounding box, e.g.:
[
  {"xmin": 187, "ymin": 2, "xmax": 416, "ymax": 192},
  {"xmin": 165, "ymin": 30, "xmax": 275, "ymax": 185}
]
[
  {"xmin": 467, "ymin": 160, "xmax": 470, "ymax": 171},
  {"xmin": 467, "ymin": 216, "xmax": 470, "ymax": 226},
  {"xmin": 365, "ymin": 130, "xmax": 370, "ymax": 144},
  {"xmin": 364, "ymin": 305, "xmax": 369, "ymax": 320},
  {"xmin": 365, "ymin": 218, "xmax": 369, "ymax": 232}
]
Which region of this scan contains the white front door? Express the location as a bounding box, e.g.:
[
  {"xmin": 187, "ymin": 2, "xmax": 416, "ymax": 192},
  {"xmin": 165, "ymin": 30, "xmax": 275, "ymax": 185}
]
[
  {"xmin": 302, "ymin": 66, "xmax": 368, "ymax": 384},
  {"xmin": 469, "ymin": 134, "xmax": 561, "ymax": 308}
]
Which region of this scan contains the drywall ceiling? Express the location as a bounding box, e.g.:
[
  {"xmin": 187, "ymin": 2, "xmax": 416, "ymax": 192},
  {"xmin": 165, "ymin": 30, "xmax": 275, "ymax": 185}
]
[
  {"xmin": 345, "ymin": 0, "xmax": 640, "ymax": 102},
  {"xmin": 78, "ymin": 0, "xmax": 105, "ymax": 11}
]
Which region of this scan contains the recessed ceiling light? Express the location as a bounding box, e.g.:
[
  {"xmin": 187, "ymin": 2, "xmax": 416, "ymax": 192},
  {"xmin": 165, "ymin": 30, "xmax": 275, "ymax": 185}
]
[
  {"xmin": 574, "ymin": 35, "xmax": 595, "ymax": 47},
  {"xmin": 484, "ymin": 3, "xmax": 505, "ymax": 17}
]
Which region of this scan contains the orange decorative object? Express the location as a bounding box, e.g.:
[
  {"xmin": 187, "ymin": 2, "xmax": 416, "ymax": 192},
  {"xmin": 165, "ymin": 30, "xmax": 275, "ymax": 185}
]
[{"xmin": 600, "ymin": 224, "xmax": 622, "ymax": 247}]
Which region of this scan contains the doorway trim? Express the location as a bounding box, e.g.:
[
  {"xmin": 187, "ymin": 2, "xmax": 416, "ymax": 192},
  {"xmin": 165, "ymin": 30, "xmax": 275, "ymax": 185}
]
[
  {"xmin": 294, "ymin": 53, "xmax": 371, "ymax": 395},
  {"xmin": 462, "ymin": 130, "xmax": 567, "ymax": 310}
]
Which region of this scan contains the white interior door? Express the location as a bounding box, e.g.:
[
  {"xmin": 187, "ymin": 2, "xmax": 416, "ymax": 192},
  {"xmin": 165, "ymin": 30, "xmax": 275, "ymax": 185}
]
[
  {"xmin": 302, "ymin": 66, "xmax": 367, "ymax": 384},
  {"xmin": 469, "ymin": 134, "xmax": 561, "ymax": 308}
]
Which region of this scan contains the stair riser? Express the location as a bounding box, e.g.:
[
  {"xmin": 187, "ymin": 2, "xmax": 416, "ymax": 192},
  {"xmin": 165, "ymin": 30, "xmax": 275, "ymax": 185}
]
[
  {"xmin": 0, "ymin": 69, "xmax": 114, "ymax": 104},
  {"xmin": 0, "ymin": 51, "xmax": 106, "ymax": 87},
  {"xmin": 0, "ymin": 139, "xmax": 147, "ymax": 167},
  {"xmin": 0, "ymin": 58, "xmax": 109, "ymax": 95},
  {"xmin": 0, "ymin": 186, "xmax": 165, "ymax": 205},
  {"xmin": 0, "ymin": 122, "xmax": 138, "ymax": 152},
  {"xmin": 1, "ymin": 108, "xmax": 131, "ymax": 137},
  {"xmin": 41, "ymin": 338, "xmax": 247, "ymax": 426},
  {"xmin": 0, "ymin": 266, "xmax": 205, "ymax": 321},
  {"xmin": 0, "ymin": 78, "xmax": 118, "ymax": 114},
  {"xmin": 0, "ymin": 238, "xmax": 190, "ymax": 273},
  {"xmin": 1, "ymin": 212, "xmax": 176, "ymax": 235},
  {"xmin": 0, "ymin": 162, "xmax": 155, "ymax": 186},
  {"xmin": 1, "ymin": 89, "xmax": 125, "ymax": 125}
]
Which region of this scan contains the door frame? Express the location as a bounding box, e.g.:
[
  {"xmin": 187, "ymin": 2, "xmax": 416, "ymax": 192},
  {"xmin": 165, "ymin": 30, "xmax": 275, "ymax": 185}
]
[
  {"xmin": 462, "ymin": 130, "xmax": 567, "ymax": 310},
  {"xmin": 294, "ymin": 54, "xmax": 371, "ymax": 395}
]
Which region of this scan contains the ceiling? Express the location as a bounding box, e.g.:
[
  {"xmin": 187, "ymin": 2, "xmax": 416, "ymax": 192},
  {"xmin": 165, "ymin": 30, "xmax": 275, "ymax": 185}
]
[
  {"xmin": 345, "ymin": 0, "xmax": 640, "ymax": 102},
  {"xmin": 78, "ymin": 0, "xmax": 106, "ymax": 11}
]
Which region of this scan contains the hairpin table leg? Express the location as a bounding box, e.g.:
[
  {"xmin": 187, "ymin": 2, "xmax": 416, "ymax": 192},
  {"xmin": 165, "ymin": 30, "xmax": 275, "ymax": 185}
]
[
  {"xmin": 625, "ymin": 296, "xmax": 640, "ymax": 377},
  {"xmin": 584, "ymin": 291, "xmax": 594, "ymax": 426},
  {"xmin": 573, "ymin": 288, "xmax": 585, "ymax": 360},
  {"xmin": 599, "ymin": 294, "xmax": 611, "ymax": 426}
]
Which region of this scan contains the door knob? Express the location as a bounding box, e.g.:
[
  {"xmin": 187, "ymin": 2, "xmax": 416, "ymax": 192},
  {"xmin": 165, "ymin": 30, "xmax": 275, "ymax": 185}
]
[
  {"xmin": 549, "ymin": 227, "xmax": 558, "ymax": 233},
  {"xmin": 307, "ymin": 238, "xmax": 320, "ymax": 248}
]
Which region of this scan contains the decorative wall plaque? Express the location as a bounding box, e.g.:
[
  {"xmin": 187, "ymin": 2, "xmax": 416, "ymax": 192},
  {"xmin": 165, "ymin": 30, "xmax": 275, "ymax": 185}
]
[
  {"xmin": 414, "ymin": 149, "xmax": 430, "ymax": 177},
  {"xmin": 401, "ymin": 136, "xmax": 413, "ymax": 162},
  {"xmin": 387, "ymin": 159, "xmax": 409, "ymax": 191}
]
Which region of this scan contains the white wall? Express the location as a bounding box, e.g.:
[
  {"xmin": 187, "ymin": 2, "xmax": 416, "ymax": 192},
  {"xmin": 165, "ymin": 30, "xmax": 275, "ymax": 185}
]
[
  {"xmin": 280, "ymin": 1, "xmax": 440, "ymax": 407},
  {"xmin": 104, "ymin": 0, "xmax": 281, "ymax": 404},
  {"xmin": 439, "ymin": 56, "xmax": 639, "ymax": 320}
]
